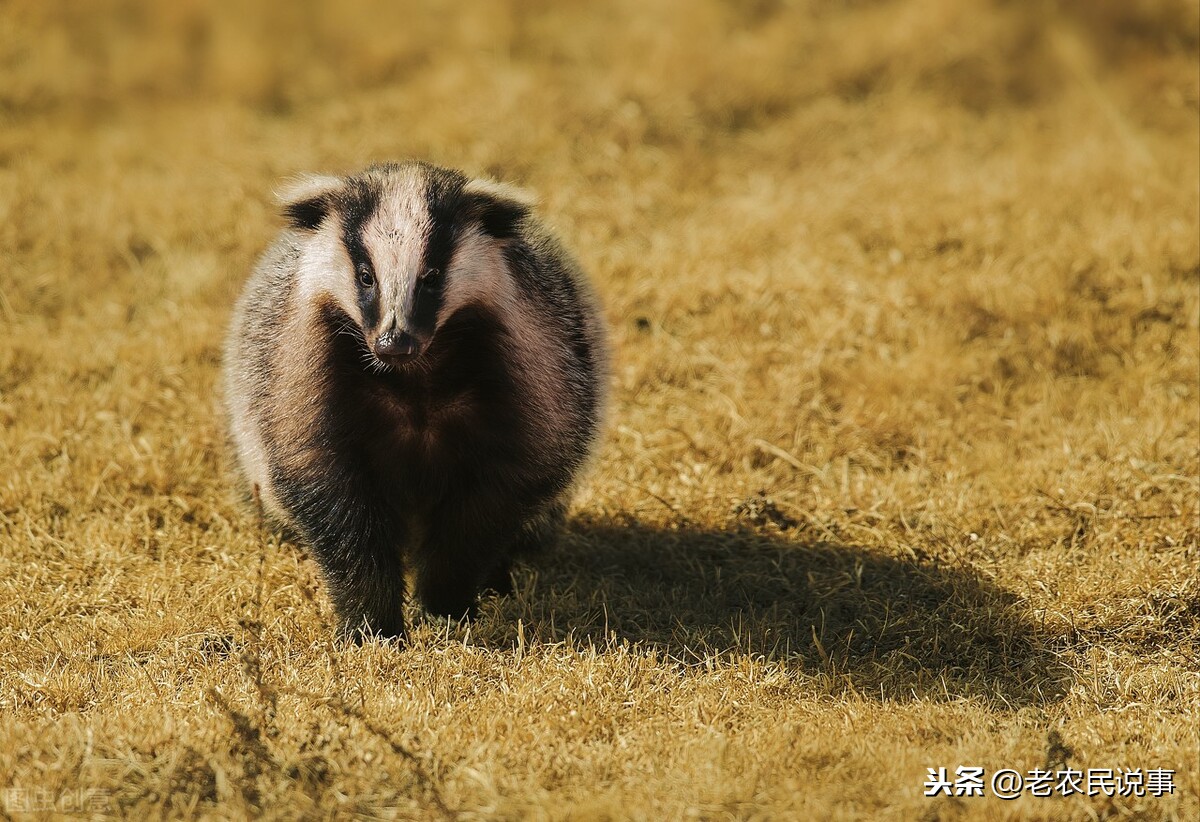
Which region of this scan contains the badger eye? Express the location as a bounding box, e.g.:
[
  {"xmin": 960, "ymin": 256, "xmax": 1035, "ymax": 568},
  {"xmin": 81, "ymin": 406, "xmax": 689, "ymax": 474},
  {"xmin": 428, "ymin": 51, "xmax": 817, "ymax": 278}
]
[
  {"xmin": 356, "ymin": 264, "xmax": 375, "ymax": 289},
  {"xmin": 420, "ymin": 266, "xmax": 440, "ymax": 282}
]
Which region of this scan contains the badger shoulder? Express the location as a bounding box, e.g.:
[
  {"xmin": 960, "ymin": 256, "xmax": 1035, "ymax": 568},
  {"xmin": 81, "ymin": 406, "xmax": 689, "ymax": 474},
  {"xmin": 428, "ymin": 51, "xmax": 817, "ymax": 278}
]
[
  {"xmin": 227, "ymin": 236, "xmax": 303, "ymax": 351},
  {"xmin": 221, "ymin": 234, "xmax": 310, "ymax": 520},
  {"xmin": 502, "ymin": 213, "xmax": 610, "ymax": 419}
]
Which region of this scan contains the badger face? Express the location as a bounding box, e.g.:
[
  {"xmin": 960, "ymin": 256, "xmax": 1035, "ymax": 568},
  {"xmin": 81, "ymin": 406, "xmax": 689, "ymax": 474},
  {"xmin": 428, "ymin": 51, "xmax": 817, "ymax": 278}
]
[{"xmin": 280, "ymin": 162, "xmax": 533, "ymax": 371}]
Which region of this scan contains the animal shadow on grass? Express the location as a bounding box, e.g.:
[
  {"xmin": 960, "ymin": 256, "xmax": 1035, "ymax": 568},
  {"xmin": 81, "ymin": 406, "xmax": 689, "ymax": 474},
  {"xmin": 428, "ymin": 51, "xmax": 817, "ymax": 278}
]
[{"xmin": 483, "ymin": 516, "xmax": 1071, "ymax": 707}]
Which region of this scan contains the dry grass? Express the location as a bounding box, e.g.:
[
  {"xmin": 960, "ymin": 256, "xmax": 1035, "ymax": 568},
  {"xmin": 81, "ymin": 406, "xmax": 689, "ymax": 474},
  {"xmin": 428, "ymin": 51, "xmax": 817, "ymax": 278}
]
[{"xmin": 1, "ymin": 0, "xmax": 1198, "ymax": 819}]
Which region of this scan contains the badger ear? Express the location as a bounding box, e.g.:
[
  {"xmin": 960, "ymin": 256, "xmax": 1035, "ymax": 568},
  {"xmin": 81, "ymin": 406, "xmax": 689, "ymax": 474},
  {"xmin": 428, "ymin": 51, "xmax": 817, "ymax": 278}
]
[
  {"xmin": 461, "ymin": 178, "xmax": 536, "ymax": 239},
  {"xmin": 277, "ymin": 174, "xmax": 345, "ymax": 231}
]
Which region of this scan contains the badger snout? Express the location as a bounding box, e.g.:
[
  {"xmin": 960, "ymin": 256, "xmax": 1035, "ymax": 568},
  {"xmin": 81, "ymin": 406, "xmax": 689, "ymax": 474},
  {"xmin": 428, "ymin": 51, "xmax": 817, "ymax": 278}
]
[{"xmin": 373, "ymin": 329, "xmax": 423, "ymax": 364}]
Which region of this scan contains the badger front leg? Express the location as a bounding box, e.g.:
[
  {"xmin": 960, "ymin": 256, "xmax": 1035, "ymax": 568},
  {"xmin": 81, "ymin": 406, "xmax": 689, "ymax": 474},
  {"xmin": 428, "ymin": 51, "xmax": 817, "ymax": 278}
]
[
  {"xmin": 478, "ymin": 500, "xmax": 568, "ymax": 597},
  {"xmin": 412, "ymin": 497, "xmax": 525, "ymax": 620},
  {"xmin": 290, "ymin": 489, "xmax": 409, "ymax": 641},
  {"xmin": 316, "ymin": 539, "xmax": 408, "ymax": 641}
]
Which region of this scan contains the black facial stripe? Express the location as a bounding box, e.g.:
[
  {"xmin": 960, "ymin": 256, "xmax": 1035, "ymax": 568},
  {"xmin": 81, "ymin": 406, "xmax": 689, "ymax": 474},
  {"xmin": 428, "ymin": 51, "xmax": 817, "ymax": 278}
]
[
  {"xmin": 422, "ymin": 165, "xmax": 467, "ymax": 275},
  {"xmin": 339, "ymin": 178, "xmax": 383, "ymax": 332},
  {"xmin": 408, "ymin": 165, "xmax": 469, "ymax": 334}
]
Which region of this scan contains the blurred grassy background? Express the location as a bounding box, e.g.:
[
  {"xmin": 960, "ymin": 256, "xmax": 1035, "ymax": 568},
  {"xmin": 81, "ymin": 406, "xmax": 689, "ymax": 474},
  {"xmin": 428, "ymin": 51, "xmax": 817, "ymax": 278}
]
[{"xmin": 0, "ymin": 0, "xmax": 1197, "ymax": 819}]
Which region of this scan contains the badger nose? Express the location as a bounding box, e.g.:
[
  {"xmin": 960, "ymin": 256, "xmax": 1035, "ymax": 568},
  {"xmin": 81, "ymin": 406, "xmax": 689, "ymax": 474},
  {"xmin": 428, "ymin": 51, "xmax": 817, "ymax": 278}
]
[{"xmin": 373, "ymin": 330, "xmax": 420, "ymax": 363}]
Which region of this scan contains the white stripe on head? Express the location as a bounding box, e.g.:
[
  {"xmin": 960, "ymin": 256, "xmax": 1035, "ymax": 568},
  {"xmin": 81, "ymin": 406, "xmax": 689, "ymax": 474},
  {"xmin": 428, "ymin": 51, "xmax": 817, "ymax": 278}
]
[
  {"xmin": 278, "ymin": 171, "xmax": 363, "ymax": 326},
  {"xmin": 438, "ymin": 224, "xmax": 518, "ymax": 323},
  {"xmin": 295, "ymin": 214, "xmax": 361, "ymax": 325},
  {"xmin": 276, "ymin": 173, "xmax": 344, "ymax": 209},
  {"xmin": 436, "ymin": 175, "xmax": 535, "ymax": 326},
  {"xmin": 461, "ymin": 178, "xmax": 537, "ymax": 210},
  {"xmin": 360, "ymin": 171, "xmax": 431, "ymax": 331},
  {"xmin": 443, "ymin": 223, "xmax": 574, "ymax": 435}
]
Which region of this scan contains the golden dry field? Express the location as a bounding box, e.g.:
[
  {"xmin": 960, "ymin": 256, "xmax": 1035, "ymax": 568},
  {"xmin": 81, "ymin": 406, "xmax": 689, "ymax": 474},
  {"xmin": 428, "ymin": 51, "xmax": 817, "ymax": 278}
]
[{"xmin": 1, "ymin": 1, "xmax": 1198, "ymax": 819}]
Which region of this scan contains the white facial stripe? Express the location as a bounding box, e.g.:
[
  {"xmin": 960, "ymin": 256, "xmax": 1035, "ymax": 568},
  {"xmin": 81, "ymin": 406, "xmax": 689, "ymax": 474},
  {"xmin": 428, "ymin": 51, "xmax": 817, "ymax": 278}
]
[
  {"xmin": 443, "ymin": 226, "xmax": 574, "ymax": 435},
  {"xmin": 361, "ymin": 174, "xmax": 431, "ymax": 330},
  {"xmin": 277, "ymin": 173, "xmax": 343, "ymax": 209},
  {"xmin": 295, "ymin": 215, "xmax": 362, "ymax": 325},
  {"xmin": 438, "ymin": 226, "xmax": 516, "ymax": 322}
]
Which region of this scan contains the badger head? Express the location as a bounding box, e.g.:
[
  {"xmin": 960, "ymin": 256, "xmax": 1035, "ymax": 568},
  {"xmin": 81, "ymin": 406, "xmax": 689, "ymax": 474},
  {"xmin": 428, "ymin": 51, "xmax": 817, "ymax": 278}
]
[{"xmin": 279, "ymin": 161, "xmax": 534, "ymax": 370}]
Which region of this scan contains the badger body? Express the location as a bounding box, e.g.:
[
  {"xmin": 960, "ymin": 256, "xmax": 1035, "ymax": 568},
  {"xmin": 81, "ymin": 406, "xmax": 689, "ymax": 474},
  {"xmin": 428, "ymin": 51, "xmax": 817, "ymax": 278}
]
[{"xmin": 223, "ymin": 161, "xmax": 607, "ymax": 639}]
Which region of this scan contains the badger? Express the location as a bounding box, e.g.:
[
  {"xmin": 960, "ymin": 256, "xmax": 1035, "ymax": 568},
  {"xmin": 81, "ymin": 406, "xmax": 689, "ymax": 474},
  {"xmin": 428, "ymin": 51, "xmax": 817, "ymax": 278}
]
[{"xmin": 223, "ymin": 161, "xmax": 607, "ymax": 640}]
